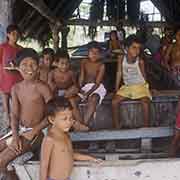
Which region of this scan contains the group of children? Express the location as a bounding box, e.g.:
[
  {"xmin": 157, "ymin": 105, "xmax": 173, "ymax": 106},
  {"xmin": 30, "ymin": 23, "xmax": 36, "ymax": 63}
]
[{"xmin": 0, "ymin": 24, "xmax": 180, "ymax": 180}]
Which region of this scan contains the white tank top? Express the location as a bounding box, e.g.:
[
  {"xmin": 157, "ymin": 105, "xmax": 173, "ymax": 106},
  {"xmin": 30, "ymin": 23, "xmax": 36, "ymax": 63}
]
[{"xmin": 122, "ymin": 56, "xmax": 145, "ymax": 85}]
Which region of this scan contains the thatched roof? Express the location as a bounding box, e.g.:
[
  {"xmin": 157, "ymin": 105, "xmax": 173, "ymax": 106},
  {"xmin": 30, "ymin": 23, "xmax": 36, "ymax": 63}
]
[
  {"xmin": 12, "ymin": 0, "xmax": 180, "ymax": 44},
  {"xmin": 13, "ymin": 0, "xmax": 83, "ymax": 43}
]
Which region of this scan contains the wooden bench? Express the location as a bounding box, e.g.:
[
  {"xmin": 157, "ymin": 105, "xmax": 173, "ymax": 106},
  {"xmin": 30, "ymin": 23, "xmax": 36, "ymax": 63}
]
[
  {"xmin": 79, "ymin": 92, "xmax": 179, "ymax": 130},
  {"xmin": 70, "ymin": 127, "xmax": 174, "ymax": 159}
]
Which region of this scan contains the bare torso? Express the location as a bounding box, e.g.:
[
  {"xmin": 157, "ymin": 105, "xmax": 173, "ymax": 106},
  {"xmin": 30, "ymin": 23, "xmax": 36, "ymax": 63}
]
[
  {"xmin": 170, "ymin": 44, "xmax": 180, "ymax": 67},
  {"xmin": 48, "ymin": 132, "xmax": 73, "ymax": 179},
  {"xmin": 52, "ymin": 68, "xmax": 74, "ymax": 90},
  {"xmin": 15, "ymin": 80, "xmax": 51, "ymax": 128},
  {"xmin": 39, "ymin": 66, "xmax": 50, "ymax": 82},
  {"xmin": 83, "ymin": 60, "xmax": 103, "ymax": 83}
]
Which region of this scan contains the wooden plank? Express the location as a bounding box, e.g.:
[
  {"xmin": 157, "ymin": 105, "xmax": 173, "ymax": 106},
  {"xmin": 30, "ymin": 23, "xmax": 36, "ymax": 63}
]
[
  {"xmin": 141, "ymin": 138, "xmax": 152, "ymax": 153},
  {"xmin": 67, "ymin": 18, "xmax": 167, "ymax": 28},
  {"xmin": 70, "ymin": 127, "xmax": 174, "ymax": 142},
  {"xmin": 88, "ymin": 152, "xmax": 168, "ymax": 160},
  {"xmin": 76, "ymin": 148, "xmax": 139, "ymax": 153}
]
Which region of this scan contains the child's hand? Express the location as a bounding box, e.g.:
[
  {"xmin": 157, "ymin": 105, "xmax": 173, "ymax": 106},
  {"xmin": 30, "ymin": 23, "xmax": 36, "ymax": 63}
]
[{"xmin": 90, "ymin": 158, "xmax": 103, "ymax": 164}]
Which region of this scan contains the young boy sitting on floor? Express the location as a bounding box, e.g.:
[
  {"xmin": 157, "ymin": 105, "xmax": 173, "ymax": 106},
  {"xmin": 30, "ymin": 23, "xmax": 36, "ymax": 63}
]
[
  {"xmin": 112, "ymin": 35, "xmax": 151, "ymax": 129},
  {"xmin": 39, "ymin": 48, "xmax": 54, "ymax": 83},
  {"xmin": 79, "ymin": 41, "xmax": 107, "ymax": 127},
  {"xmin": 0, "ymin": 48, "xmax": 52, "ymax": 172},
  {"xmin": 48, "ymin": 49, "xmax": 88, "ymax": 131},
  {"xmin": 40, "ymin": 97, "xmax": 101, "ymax": 180}
]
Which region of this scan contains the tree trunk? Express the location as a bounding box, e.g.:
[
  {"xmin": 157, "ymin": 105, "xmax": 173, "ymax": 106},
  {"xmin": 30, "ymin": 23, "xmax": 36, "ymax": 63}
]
[{"xmin": 0, "ymin": 0, "xmax": 14, "ymax": 43}]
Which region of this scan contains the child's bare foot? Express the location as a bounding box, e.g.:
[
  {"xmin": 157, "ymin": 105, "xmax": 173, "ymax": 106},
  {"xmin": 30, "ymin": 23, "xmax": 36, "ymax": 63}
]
[{"xmin": 73, "ymin": 121, "xmax": 89, "ymax": 131}]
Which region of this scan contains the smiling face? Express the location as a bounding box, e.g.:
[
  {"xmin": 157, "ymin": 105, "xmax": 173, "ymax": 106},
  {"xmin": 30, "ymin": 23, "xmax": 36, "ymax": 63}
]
[
  {"xmin": 18, "ymin": 57, "xmax": 39, "ymax": 80},
  {"xmin": 49, "ymin": 108, "xmax": 74, "ymax": 132}
]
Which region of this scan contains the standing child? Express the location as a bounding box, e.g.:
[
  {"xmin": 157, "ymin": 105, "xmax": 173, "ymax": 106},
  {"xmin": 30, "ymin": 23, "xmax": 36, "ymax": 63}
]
[
  {"xmin": 170, "ymin": 103, "xmax": 180, "ymax": 157},
  {"xmin": 48, "ymin": 49, "xmax": 88, "ymax": 131},
  {"xmin": 79, "ymin": 41, "xmax": 107, "ymax": 127},
  {"xmin": 0, "ymin": 48, "xmax": 52, "ymax": 171},
  {"xmin": 39, "ymin": 48, "xmax": 54, "ymax": 83},
  {"xmin": 40, "ymin": 97, "xmax": 101, "ymax": 180},
  {"xmin": 0, "ymin": 24, "xmax": 23, "ymax": 126},
  {"xmin": 112, "ymin": 35, "xmax": 151, "ymax": 129}
]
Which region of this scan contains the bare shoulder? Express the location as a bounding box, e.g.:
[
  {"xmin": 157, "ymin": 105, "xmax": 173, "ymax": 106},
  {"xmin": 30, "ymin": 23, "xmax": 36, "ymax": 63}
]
[
  {"xmin": 11, "ymin": 81, "xmax": 22, "ymax": 94},
  {"xmin": 36, "ymin": 80, "xmax": 49, "ymax": 88},
  {"xmin": 36, "ymin": 80, "xmax": 52, "ymax": 95},
  {"xmin": 81, "ymin": 59, "xmax": 88, "ymax": 66},
  {"xmin": 42, "ymin": 135, "xmax": 54, "ymax": 147}
]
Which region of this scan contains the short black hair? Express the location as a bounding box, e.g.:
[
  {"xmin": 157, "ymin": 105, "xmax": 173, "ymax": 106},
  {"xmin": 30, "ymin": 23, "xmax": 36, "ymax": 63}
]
[
  {"xmin": 15, "ymin": 48, "xmax": 39, "ymax": 66},
  {"xmin": 55, "ymin": 48, "xmax": 70, "ymax": 62},
  {"xmin": 42, "ymin": 48, "xmax": 54, "ymax": 57},
  {"xmin": 88, "ymin": 41, "xmax": 102, "ymax": 52},
  {"xmin": 46, "ymin": 97, "xmax": 72, "ymax": 117},
  {"xmin": 6, "ymin": 24, "xmax": 20, "ymax": 34},
  {"xmin": 124, "ymin": 34, "xmax": 142, "ymax": 48}
]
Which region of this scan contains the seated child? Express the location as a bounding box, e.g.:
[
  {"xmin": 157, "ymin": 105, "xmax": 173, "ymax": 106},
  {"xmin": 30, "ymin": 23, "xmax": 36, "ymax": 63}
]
[
  {"xmin": 48, "ymin": 49, "xmax": 88, "ymax": 131},
  {"xmin": 79, "ymin": 41, "xmax": 107, "ymax": 126},
  {"xmin": 112, "ymin": 35, "xmax": 151, "ymax": 129},
  {"xmin": 40, "ymin": 97, "xmax": 101, "ymax": 180},
  {"xmin": 0, "ymin": 48, "xmax": 52, "ymax": 171},
  {"xmin": 108, "ymin": 30, "xmax": 122, "ymax": 51},
  {"xmin": 39, "ymin": 48, "xmax": 54, "ymax": 83}
]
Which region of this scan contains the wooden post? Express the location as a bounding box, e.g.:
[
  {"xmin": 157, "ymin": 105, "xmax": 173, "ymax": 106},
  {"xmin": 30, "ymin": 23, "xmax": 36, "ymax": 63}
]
[
  {"xmin": 50, "ymin": 22, "xmax": 61, "ymax": 52},
  {"xmin": 0, "ymin": 0, "xmax": 14, "ymax": 43},
  {"xmin": 61, "ymin": 26, "xmax": 70, "ymax": 50}
]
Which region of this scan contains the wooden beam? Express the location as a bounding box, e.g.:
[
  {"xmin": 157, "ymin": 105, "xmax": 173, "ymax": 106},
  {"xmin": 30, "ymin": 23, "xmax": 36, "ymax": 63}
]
[
  {"xmin": 67, "ymin": 18, "xmax": 167, "ymax": 28},
  {"xmin": 70, "ymin": 127, "xmax": 174, "ymax": 142},
  {"xmin": 23, "ymin": 0, "xmax": 61, "ymax": 26}
]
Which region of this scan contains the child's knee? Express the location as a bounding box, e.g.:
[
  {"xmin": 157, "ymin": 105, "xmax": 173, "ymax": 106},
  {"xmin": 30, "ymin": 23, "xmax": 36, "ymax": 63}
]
[
  {"xmin": 89, "ymin": 94, "xmax": 99, "ymax": 104},
  {"xmin": 140, "ymin": 97, "xmax": 150, "ymax": 104},
  {"xmin": 112, "ymin": 96, "xmax": 122, "ymax": 106}
]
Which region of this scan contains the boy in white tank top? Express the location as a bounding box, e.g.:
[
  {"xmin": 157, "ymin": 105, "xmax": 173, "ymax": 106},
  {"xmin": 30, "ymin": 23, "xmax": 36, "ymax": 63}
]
[{"xmin": 112, "ymin": 35, "xmax": 151, "ymax": 129}]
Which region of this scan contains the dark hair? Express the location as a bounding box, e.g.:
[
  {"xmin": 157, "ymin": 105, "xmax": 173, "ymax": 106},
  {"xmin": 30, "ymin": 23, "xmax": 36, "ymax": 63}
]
[
  {"xmin": 124, "ymin": 34, "xmax": 142, "ymax": 48},
  {"xmin": 6, "ymin": 24, "xmax": 20, "ymax": 34},
  {"xmin": 55, "ymin": 48, "xmax": 69, "ymax": 62},
  {"xmin": 46, "ymin": 97, "xmax": 72, "ymax": 117},
  {"xmin": 15, "ymin": 48, "xmax": 39, "ymax": 66},
  {"xmin": 88, "ymin": 41, "xmax": 102, "ymax": 52},
  {"xmin": 175, "ymin": 27, "xmax": 180, "ymax": 35},
  {"xmin": 42, "ymin": 48, "xmax": 54, "ymax": 57},
  {"xmin": 110, "ymin": 30, "xmax": 118, "ymax": 40}
]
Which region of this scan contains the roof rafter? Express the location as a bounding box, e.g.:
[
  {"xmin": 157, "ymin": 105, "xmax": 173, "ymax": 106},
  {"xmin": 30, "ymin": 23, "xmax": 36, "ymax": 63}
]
[{"xmin": 23, "ymin": 0, "xmax": 61, "ymax": 26}]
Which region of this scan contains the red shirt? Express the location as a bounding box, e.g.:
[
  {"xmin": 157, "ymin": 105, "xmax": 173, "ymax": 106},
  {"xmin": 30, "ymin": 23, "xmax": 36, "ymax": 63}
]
[{"xmin": 0, "ymin": 42, "xmax": 22, "ymax": 93}]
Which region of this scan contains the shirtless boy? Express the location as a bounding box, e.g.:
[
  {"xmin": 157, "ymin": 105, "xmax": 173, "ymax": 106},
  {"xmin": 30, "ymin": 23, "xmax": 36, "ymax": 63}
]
[
  {"xmin": 112, "ymin": 35, "xmax": 151, "ymax": 128},
  {"xmin": 39, "ymin": 48, "xmax": 54, "ymax": 83},
  {"xmin": 79, "ymin": 41, "xmax": 106, "ymax": 127},
  {"xmin": 0, "ymin": 48, "xmax": 52, "ymax": 171},
  {"xmin": 48, "ymin": 49, "xmax": 88, "ymax": 131},
  {"xmin": 165, "ymin": 28, "xmax": 180, "ymax": 83},
  {"xmin": 40, "ymin": 97, "xmax": 101, "ymax": 180}
]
